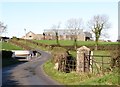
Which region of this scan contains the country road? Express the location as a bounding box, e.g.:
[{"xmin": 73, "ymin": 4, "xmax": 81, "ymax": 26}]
[{"xmin": 2, "ymin": 50, "xmax": 61, "ymax": 86}]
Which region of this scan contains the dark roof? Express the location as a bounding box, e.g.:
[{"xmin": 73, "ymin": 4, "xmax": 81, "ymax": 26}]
[{"xmin": 84, "ymin": 32, "xmax": 92, "ymax": 38}]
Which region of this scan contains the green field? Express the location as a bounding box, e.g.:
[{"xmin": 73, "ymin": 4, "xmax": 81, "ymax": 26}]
[
  {"xmin": 33, "ymin": 40, "xmax": 119, "ymax": 46},
  {"xmin": 1, "ymin": 42, "xmax": 23, "ymax": 50}
]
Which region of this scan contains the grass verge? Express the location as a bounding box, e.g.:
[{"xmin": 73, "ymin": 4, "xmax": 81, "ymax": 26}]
[
  {"xmin": 1, "ymin": 42, "xmax": 23, "ymax": 50},
  {"xmin": 43, "ymin": 59, "xmax": 119, "ymax": 85},
  {"xmin": 43, "ymin": 50, "xmax": 119, "ymax": 85}
]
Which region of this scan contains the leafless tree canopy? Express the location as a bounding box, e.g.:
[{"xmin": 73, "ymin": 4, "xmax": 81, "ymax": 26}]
[
  {"xmin": 65, "ymin": 18, "xmax": 83, "ymax": 50},
  {"xmin": 66, "ymin": 18, "xmax": 83, "ymax": 29},
  {"xmin": 88, "ymin": 15, "xmax": 110, "ymax": 34},
  {"xmin": 51, "ymin": 22, "xmax": 61, "ymax": 45},
  {"xmin": 0, "ymin": 21, "xmax": 7, "ymax": 35},
  {"xmin": 51, "ymin": 22, "xmax": 61, "ymax": 29},
  {"xmin": 87, "ymin": 14, "xmax": 111, "ymax": 50}
]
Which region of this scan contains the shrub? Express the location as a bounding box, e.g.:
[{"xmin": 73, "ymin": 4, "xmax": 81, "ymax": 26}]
[
  {"xmin": 11, "ymin": 36, "xmax": 20, "ymax": 40},
  {"xmin": 2, "ymin": 50, "xmax": 13, "ymax": 58},
  {"xmin": 52, "ymin": 47, "xmax": 68, "ymax": 63},
  {"xmin": 50, "ymin": 45, "xmax": 120, "ymax": 51},
  {"xmin": 52, "ymin": 47, "xmax": 67, "ymax": 53},
  {"xmin": 52, "ymin": 47, "xmax": 76, "ymax": 73},
  {"xmin": 110, "ymin": 50, "xmax": 120, "ymax": 68}
]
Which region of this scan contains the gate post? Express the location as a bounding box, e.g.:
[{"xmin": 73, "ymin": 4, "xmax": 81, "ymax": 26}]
[
  {"xmin": 90, "ymin": 51, "xmax": 93, "ymax": 73},
  {"xmin": 76, "ymin": 46, "xmax": 91, "ymax": 73}
]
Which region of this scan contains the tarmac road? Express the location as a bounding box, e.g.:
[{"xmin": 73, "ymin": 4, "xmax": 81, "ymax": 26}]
[{"xmin": 2, "ymin": 50, "xmax": 61, "ymax": 86}]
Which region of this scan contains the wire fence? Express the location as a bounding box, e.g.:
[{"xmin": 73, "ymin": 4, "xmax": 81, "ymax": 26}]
[
  {"xmin": 85, "ymin": 54, "xmax": 111, "ymax": 74},
  {"xmin": 58, "ymin": 54, "xmax": 111, "ymax": 74}
]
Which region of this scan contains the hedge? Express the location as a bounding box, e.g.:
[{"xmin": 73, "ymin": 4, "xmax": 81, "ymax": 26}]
[{"xmin": 2, "ymin": 50, "xmax": 13, "ymax": 58}]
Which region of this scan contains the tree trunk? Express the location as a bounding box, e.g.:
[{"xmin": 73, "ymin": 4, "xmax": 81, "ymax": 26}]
[
  {"xmin": 56, "ymin": 32, "xmax": 59, "ymax": 46},
  {"xmin": 95, "ymin": 44, "xmax": 98, "ymax": 50},
  {"xmin": 74, "ymin": 37, "xmax": 77, "ymax": 50},
  {"xmin": 95, "ymin": 37, "xmax": 98, "ymax": 50}
]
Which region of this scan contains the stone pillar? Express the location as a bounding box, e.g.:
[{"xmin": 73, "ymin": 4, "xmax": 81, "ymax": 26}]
[{"xmin": 76, "ymin": 46, "xmax": 91, "ymax": 73}]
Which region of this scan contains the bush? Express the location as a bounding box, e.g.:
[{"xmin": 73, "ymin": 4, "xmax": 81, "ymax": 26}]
[
  {"xmin": 52, "ymin": 47, "xmax": 67, "ymax": 53},
  {"xmin": 11, "ymin": 36, "xmax": 20, "ymax": 40},
  {"xmin": 61, "ymin": 44, "xmax": 120, "ymax": 51},
  {"xmin": 52, "ymin": 47, "xmax": 68, "ymax": 63},
  {"xmin": 110, "ymin": 50, "xmax": 120, "ymax": 68},
  {"xmin": 52, "ymin": 47, "xmax": 76, "ymax": 73},
  {"xmin": 1, "ymin": 50, "xmax": 20, "ymax": 67},
  {"xmin": 2, "ymin": 50, "xmax": 13, "ymax": 58}
]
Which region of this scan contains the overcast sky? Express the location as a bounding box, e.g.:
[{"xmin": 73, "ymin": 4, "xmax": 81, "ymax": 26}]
[{"xmin": 0, "ymin": 0, "xmax": 119, "ymax": 41}]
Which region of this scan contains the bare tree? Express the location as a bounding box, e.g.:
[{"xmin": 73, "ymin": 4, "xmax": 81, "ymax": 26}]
[
  {"xmin": 88, "ymin": 14, "xmax": 111, "ymax": 50},
  {"xmin": 66, "ymin": 18, "xmax": 83, "ymax": 49},
  {"xmin": 66, "ymin": 18, "xmax": 83, "ymax": 29},
  {"xmin": 51, "ymin": 22, "xmax": 61, "ymax": 29},
  {"xmin": 0, "ymin": 21, "xmax": 7, "ymax": 36},
  {"xmin": 51, "ymin": 22, "xmax": 61, "ymax": 45}
]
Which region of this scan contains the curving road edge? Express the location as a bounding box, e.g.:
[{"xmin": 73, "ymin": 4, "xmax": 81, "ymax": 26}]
[{"xmin": 2, "ymin": 50, "xmax": 61, "ymax": 86}]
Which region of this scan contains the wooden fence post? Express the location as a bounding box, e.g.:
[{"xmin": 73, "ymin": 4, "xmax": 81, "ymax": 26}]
[
  {"xmin": 102, "ymin": 56, "xmax": 104, "ymax": 74},
  {"xmin": 90, "ymin": 51, "xmax": 93, "ymax": 73}
]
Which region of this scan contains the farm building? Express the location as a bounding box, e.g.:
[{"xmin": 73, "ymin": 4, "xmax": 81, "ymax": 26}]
[
  {"xmin": 22, "ymin": 31, "xmax": 43, "ymax": 40},
  {"xmin": 43, "ymin": 29, "xmax": 92, "ymax": 41},
  {"xmin": 22, "ymin": 29, "xmax": 92, "ymax": 41}
]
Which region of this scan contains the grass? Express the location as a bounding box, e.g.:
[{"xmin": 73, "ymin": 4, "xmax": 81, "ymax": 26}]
[
  {"xmin": 43, "ymin": 50, "xmax": 119, "ymax": 85},
  {"xmin": 69, "ymin": 50, "xmax": 77, "ymax": 58},
  {"xmin": 43, "ymin": 59, "xmax": 119, "ymax": 85},
  {"xmin": 69, "ymin": 50, "xmax": 110, "ymax": 59},
  {"xmin": 93, "ymin": 50, "xmax": 111, "ymax": 65},
  {"xmin": 33, "ymin": 40, "xmax": 120, "ymax": 46},
  {"xmin": 69, "ymin": 50, "xmax": 111, "ymax": 74},
  {"xmin": 78, "ymin": 71, "xmax": 119, "ymax": 85},
  {"xmin": 17, "ymin": 40, "xmax": 50, "ymax": 51},
  {"xmin": 43, "ymin": 59, "xmax": 92, "ymax": 85},
  {"xmin": 1, "ymin": 42, "xmax": 23, "ymax": 50},
  {"xmin": 34, "ymin": 40, "xmax": 95, "ymax": 46}
]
